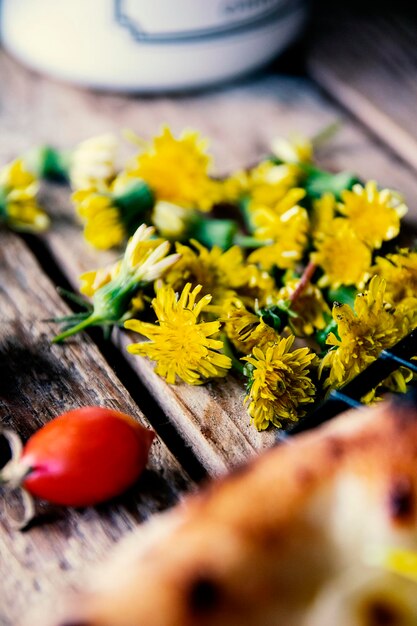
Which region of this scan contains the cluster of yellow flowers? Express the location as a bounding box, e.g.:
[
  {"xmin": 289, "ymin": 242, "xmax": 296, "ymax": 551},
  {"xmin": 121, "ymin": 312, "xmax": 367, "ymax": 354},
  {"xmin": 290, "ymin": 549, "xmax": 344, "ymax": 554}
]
[{"xmin": 8, "ymin": 125, "xmax": 416, "ymax": 431}]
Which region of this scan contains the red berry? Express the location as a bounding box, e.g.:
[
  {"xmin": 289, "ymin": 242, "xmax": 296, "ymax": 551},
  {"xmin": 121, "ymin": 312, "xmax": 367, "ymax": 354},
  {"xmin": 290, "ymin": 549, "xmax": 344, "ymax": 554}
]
[{"xmin": 19, "ymin": 407, "xmax": 155, "ymax": 507}]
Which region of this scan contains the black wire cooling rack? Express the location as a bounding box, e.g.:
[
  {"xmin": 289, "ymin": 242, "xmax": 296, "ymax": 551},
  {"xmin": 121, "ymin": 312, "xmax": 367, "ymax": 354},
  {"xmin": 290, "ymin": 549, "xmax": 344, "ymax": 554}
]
[{"xmin": 283, "ymin": 329, "xmax": 417, "ymax": 437}]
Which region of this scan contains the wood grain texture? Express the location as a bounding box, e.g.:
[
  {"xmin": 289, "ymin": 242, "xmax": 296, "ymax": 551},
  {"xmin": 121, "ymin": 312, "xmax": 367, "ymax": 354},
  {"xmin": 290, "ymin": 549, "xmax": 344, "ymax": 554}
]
[
  {"xmin": 2, "ymin": 49, "xmax": 417, "ymax": 477},
  {"xmin": 308, "ymin": 10, "xmax": 417, "ymax": 172},
  {"xmin": 2, "ymin": 51, "xmax": 417, "ymax": 211},
  {"xmin": 0, "ymin": 230, "xmax": 190, "ymax": 625}
]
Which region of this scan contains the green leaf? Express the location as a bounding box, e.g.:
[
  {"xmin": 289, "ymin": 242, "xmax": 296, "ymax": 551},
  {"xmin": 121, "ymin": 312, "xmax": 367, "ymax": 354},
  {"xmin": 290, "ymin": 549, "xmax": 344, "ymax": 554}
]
[
  {"xmin": 259, "ymin": 306, "xmax": 286, "ymax": 331},
  {"xmin": 56, "ymin": 287, "xmax": 93, "ymax": 310},
  {"xmin": 113, "ymin": 180, "xmax": 154, "ymax": 234},
  {"xmin": 232, "ymin": 234, "xmax": 266, "ymax": 249},
  {"xmin": 327, "ymin": 286, "xmax": 356, "ymax": 307},
  {"xmin": 239, "ymin": 196, "xmax": 256, "ymax": 233},
  {"xmin": 0, "ymin": 188, "xmax": 6, "ymax": 220},
  {"xmin": 303, "ymin": 165, "xmax": 360, "ymax": 200},
  {"xmin": 48, "ymin": 312, "xmax": 90, "ymax": 323},
  {"xmin": 191, "ymin": 218, "xmax": 237, "ymax": 250},
  {"xmin": 315, "ymin": 318, "xmax": 339, "ymax": 349},
  {"xmin": 25, "ymin": 145, "xmax": 71, "ymax": 181}
]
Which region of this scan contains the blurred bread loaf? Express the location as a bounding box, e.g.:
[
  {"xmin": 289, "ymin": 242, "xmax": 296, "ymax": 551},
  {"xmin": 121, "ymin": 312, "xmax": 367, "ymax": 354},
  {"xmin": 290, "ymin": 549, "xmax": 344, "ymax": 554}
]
[{"xmin": 58, "ymin": 396, "xmax": 417, "ymax": 626}]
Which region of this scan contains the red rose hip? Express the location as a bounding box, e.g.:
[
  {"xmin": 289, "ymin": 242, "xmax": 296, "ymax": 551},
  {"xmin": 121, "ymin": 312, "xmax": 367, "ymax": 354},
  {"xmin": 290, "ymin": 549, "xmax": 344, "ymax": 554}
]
[{"xmin": 1, "ymin": 406, "xmax": 155, "ymax": 507}]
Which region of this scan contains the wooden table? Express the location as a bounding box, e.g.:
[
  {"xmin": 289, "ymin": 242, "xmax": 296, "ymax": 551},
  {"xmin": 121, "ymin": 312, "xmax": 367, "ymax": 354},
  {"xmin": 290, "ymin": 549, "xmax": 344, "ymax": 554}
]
[{"xmin": 1, "ymin": 8, "xmax": 417, "ymax": 623}]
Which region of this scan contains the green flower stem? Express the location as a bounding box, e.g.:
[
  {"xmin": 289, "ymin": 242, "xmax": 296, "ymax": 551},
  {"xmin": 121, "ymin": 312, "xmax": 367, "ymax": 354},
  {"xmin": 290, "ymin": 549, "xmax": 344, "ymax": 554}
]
[
  {"xmin": 52, "ymin": 314, "xmax": 101, "ymax": 343},
  {"xmin": 301, "ymin": 163, "xmax": 361, "ymax": 200},
  {"xmin": 53, "ymin": 278, "xmax": 143, "ymax": 343},
  {"xmin": 221, "ymin": 334, "xmax": 244, "ymax": 375}
]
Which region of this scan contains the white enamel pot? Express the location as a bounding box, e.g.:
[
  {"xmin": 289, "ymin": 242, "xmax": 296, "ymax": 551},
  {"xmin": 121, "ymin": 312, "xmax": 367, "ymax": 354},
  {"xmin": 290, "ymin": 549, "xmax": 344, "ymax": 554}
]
[{"xmin": 0, "ymin": 0, "xmax": 308, "ymax": 92}]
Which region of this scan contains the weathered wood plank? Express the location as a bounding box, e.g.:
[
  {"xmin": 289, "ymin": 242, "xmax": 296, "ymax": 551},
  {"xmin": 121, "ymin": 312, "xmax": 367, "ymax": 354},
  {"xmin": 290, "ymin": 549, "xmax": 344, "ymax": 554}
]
[
  {"xmin": 0, "ymin": 230, "xmax": 191, "ymax": 625},
  {"xmin": 2, "ymin": 51, "xmax": 417, "ymax": 214},
  {"xmin": 3, "ymin": 49, "xmax": 417, "ymax": 477},
  {"xmin": 308, "ymin": 10, "xmax": 417, "ymax": 172}
]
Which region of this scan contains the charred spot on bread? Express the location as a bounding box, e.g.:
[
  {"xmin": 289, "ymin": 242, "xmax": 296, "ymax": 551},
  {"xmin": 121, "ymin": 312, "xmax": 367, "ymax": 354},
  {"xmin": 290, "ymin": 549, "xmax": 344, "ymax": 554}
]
[
  {"xmin": 360, "ymin": 597, "xmax": 406, "ymax": 626},
  {"xmin": 388, "ymin": 476, "xmax": 415, "ymax": 523},
  {"xmin": 187, "ymin": 575, "xmax": 221, "ymax": 615},
  {"xmin": 296, "ymin": 466, "xmax": 315, "ymax": 485},
  {"xmin": 326, "ymin": 437, "xmax": 346, "ymax": 460}
]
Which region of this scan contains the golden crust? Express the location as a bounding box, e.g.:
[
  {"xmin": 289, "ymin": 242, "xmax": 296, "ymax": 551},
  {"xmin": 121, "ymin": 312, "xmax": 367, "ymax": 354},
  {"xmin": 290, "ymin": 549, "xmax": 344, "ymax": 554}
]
[{"xmin": 60, "ymin": 399, "xmax": 417, "ymax": 626}]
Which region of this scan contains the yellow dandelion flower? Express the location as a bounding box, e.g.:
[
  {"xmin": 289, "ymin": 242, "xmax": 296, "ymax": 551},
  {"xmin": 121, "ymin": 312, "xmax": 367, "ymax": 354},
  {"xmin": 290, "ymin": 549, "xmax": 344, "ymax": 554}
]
[
  {"xmin": 371, "ymin": 249, "xmax": 417, "ymax": 307},
  {"xmin": 127, "ymin": 126, "xmax": 214, "ymax": 210},
  {"xmin": 70, "ymin": 133, "xmax": 117, "ymax": 191},
  {"xmin": 251, "ymin": 199, "xmax": 308, "ymax": 241},
  {"xmin": 320, "ymin": 276, "xmax": 415, "ymax": 389},
  {"xmin": 125, "ymin": 283, "xmax": 231, "ymax": 385},
  {"xmin": 243, "ymin": 335, "xmax": 316, "ymax": 430},
  {"xmin": 339, "ymin": 181, "xmax": 407, "ymax": 249},
  {"xmin": 0, "ymin": 159, "xmax": 49, "ymax": 232},
  {"xmin": 74, "ymin": 190, "xmax": 126, "ymax": 249},
  {"xmin": 215, "ymin": 170, "xmax": 249, "ymax": 205},
  {"xmin": 247, "ymin": 162, "xmax": 301, "ymax": 211},
  {"xmin": 249, "ymin": 206, "xmax": 309, "ymax": 271},
  {"xmin": 361, "ymin": 366, "xmax": 413, "ymax": 404},
  {"xmin": 237, "ymin": 264, "xmax": 277, "ymax": 309},
  {"xmin": 249, "ymin": 187, "xmax": 305, "ymax": 231},
  {"xmin": 312, "ymin": 218, "xmax": 372, "ymax": 289},
  {"xmin": 73, "ymin": 174, "xmax": 154, "ymax": 250},
  {"xmin": 78, "ymin": 229, "xmax": 164, "ymax": 298},
  {"xmin": 163, "ymin": 240, "xmax": 256, "ymax": 308},
  {"xmin": 5, "ymin": 194, "xmax": 50, "ymax": 233},
  {"xmin": 276, "ymin": 277, "xmax": 330, "ymax": 335},
  {"xmin": 0, "ymin": 158, "xmax": 35, "ymax": 189},
  {"xmin": 54, "ymin": 224, "xmax": 179, "ymax": 342},
  {"xmin": 311, "ymin": 192, "xmax": 336, "ymax": 240},
  {"xmin": 152, "ymin": 200, "xmax": 194, "ymax": 239},
  {"xmin": 249, "ymin": 243, "xmax": 297, "ymax": 272},
  {"xmin": 223, "ymin": 300, "xmax": 280, "ymax": 354},
  {"xmin": 271, "ymin": 133, "xmax": 313, "ymax": 164},
  {"xmin": 126, "ymin": 236, "xmax": 167, "ymax": 273},
  {"xmin": 79, "ymin": 261, "xmax": 122, "ymax": 297}
]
